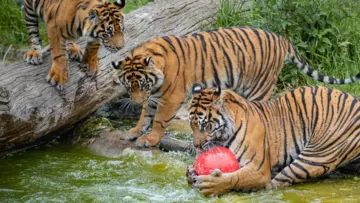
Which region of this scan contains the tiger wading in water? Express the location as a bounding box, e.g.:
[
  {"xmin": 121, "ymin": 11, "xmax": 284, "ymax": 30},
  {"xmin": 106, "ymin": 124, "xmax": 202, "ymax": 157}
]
[
  {"xmin": 22, "ymin": 0, "xmax": 126, "ymax": 90},
  {"xmin": 111, "ymin": 27, "xmax": 360, "ymax": 147},
  {"xmin": 186, "ymin": 84, "xmax": 360, "ymax": 196}
]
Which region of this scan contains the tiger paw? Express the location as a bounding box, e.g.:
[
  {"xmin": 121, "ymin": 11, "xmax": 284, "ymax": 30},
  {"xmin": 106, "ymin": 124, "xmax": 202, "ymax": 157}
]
[
  {"xmin": 66, "ymin": 41, "xmax": 83, "ymax": 62},
  {"xmin": 186, "ymin": 165, "xmax": 198, "ymax": 187},
  {"xmin": 24, "ymin": 45, "xmax": 43, "ymax": 65},
  {"xmin": 46, "ymin": 59, "xmax": 68, "ymax": 90},
  {"xmin": 126, "ymin": 127, "xmax": 143, "ymax": 141},
  {"xmin": 80, "ymin": 57, "xmax": 99, "ymax": 76},
  {"xmin": 135, "ymin": 132, "xmax": 162, "ymax": 148}
]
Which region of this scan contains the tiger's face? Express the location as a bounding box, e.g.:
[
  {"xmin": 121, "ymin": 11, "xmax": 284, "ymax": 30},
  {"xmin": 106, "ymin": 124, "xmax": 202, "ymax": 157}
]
[
  {"xmin": 111, "ymin": 56, "xmax": 164, "ymax": 104},
  {"xmin": 189, "ymin": 84, "xmax": 235, "ymax": 150},
  {"xmin": 88, "ymin": 0, "xmax": 126, "ymax": 52}
]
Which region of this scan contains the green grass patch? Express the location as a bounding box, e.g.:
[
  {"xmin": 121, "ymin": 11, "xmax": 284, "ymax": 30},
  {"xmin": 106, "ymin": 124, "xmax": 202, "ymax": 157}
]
[
  {"xmin": 212, "ymin": 0, "xmax": 360, "ymax": 96},
  {"xmin": 0, "ymin": 0, "xmax": 152, "ymax": 55}
]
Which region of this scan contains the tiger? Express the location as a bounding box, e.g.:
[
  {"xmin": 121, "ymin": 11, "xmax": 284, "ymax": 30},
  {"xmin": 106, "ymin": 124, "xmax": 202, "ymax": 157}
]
[
  {"xmin": 22, "ymin": 0, "xmax": 126, "ymax": 90},
  {"xmin": 186, "ymin": 84, "xmax": 360, "ymax": 196},
  {"xmin": 111, "ymin": 27, "xmax": 360, "ymax": 147}
]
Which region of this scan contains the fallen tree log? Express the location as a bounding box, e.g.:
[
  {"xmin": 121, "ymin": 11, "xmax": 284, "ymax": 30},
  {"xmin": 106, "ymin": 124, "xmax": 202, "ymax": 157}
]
[{"xmin": 0, "ymin": 0, "xmax": 220, "ymax": 153}]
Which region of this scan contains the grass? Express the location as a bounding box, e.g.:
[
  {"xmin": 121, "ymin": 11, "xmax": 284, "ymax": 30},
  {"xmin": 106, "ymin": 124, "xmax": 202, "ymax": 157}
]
[
  {"xmin": 0, "ymin": 0, "xmax": 152, "ymax": 56},
  {"xmin": 212, "ymin": 0, "xmax": 360, "ymax": 96}
]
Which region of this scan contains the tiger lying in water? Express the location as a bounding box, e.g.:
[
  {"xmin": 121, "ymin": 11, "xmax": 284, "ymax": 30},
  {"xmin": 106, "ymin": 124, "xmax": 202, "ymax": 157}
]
[
  {"xmin": 111, "ymin": 27, "xmax": 360, "ymax": 148},
  {"xmin": 186, "ymin": 84, "xmax": 360, "ymax": 196},
  {"xmin": 22, "ymin": 0, "xmax": 126, "ymax": 90}
]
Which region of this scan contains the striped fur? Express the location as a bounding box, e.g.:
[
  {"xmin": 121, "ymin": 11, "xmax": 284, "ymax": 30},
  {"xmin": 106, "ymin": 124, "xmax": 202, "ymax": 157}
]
[
  {"xmin": 187, "ymin": 85, "xmax": 360, "ymax": 196},
  {"xmin": 111, "ymin": 27, "xmax": 360, "ymax": 147},
  {"xmin": 23, "ymin": 0, "xmax": 125, "ymax": 90}
]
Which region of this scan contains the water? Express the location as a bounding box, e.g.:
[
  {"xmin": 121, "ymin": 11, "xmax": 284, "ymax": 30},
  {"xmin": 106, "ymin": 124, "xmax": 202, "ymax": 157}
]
[{"xmin": 1, "ymin": 143, "xmax": 360, "ymax": 203}]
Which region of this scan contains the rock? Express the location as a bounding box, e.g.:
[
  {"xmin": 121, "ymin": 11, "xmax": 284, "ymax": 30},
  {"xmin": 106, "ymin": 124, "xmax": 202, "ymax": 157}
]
[{"xmin": 87, "ymin": 129, "xmax": 199, "ymax": 158}]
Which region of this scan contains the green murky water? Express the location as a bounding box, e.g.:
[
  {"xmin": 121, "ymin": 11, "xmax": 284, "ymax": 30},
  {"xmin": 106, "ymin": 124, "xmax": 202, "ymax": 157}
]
[{"xmin": 1, "ymin": 143, "xmax": 360, "ymax": 203}]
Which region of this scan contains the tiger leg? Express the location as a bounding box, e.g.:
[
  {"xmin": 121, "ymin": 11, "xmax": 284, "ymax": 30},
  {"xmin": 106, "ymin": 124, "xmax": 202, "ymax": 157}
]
[
  {"xmin": 66, "ymin": 41, "xmax": 83, "ymax": 62},
  {"xmin": 45, "ymin": 23, "xmax": 69, "ymax": 90},
  {"xmin": 80, "ymin": 40, "xmax": 100, "ymax": 76},
  {"xmin": 127, "ymin": 103, "xmax": 157, "ymax": 140},
  {"xmin": 23, "ymin": 0, "xmax": 43, "ymax": 65},
  {"xmin": 267, "ymin": 154, "xmax": 337, "ymax": 189},
  {"xmin": 136, "ymin": 95, "xmax": 185, "ymax": 147}
]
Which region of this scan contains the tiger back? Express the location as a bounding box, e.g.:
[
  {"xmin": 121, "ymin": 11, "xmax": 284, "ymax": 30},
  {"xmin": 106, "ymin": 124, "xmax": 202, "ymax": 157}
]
[
  {"xmin": 111, "ymin": 27, "xmax": 360, "ymax": 148},
  {"xmin": 186, "ymin": 84, "xmax": 360, "ymax": 196},
  {"xmin": 22, "ymin": 0, "xmax": 126, "ymax": 90}
]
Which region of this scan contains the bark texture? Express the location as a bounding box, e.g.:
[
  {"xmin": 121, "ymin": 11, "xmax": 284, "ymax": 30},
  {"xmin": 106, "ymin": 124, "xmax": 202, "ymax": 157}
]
[{"xmin": 0, "ymin": 0, "xmax": 219, "ymax": 152}]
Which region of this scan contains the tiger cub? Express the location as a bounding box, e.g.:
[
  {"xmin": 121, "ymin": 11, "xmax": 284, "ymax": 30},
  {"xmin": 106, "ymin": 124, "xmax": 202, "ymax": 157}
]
[
  {"xmin": 22, "ymin": 0, "xmax": 126, "ymax": 90},
  {"xmin": 186, "ymin": 84, "xmax": 360, "ymax": 196},
  {"xmin": 111, "ymin": 27, "xmax": 360, "ymax": 147}
]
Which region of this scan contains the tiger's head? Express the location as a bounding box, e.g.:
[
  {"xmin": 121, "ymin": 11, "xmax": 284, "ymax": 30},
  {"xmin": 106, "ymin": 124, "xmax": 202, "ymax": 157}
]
[
  {"xmin": 87, "ymin": 0, "xmax": 126, "ymax": 52},
  {"xmin": 189, "ymin": 84, "xmax": 236, "ymax": 150},
  {"xmin": 111, "ymin": 56, "xmax": 164, "ymax": 104}
]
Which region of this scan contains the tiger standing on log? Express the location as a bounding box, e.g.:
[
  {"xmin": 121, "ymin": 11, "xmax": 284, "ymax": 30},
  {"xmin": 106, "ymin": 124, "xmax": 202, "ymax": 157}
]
[
  {"xmin": 22, "ymin": 0, "xmax": 126, "ymax": 90},
  {"xmin": 186, "ymin": 84, "xmax": 360, "ymax": 196},
  {"xmin": 111, "ymin": 27, "xmax": 360, "ymax": 147}
]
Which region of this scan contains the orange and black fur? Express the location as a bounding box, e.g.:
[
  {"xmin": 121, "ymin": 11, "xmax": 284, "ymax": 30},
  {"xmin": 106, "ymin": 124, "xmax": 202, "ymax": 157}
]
[
  {"xmin": 22, "ymin": 0, "xmax": 126, "ymax": 90},
  {"xmin": 111, "ymin": 27, "xmax": 360, "ymax": 147},
  {"xmin": 186, "ymin": 84, "xmax": 360, "ymax": 196}
]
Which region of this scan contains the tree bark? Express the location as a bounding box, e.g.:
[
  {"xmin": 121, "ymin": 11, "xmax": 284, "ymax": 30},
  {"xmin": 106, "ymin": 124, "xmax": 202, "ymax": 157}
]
[{"xmin": 0, "ymin": 0, "xmax": 220, "ymax": 152}]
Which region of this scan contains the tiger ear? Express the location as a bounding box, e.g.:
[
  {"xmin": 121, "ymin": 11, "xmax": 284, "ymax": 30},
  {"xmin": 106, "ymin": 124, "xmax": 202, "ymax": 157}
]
[
  {"xmin": 213, "ymin": 87, "xmax": 225, "ymax": 107},
  {"xmin": 144, "ymin": 57, "xmax": 155, "ymax": 70},
  {"xmin": 89, "ymin": 9, "xmax": 99, "ymax": 24},
  {"xmin": 111, "ymin": 60, "xmax": 123, "ymax": 70},
  {"xmin": 144, "ymin": 57, "xmax": 151, "ymax": 66},
  {"xmin": 214, "ymin": 86, "xmax": 221, "ymax": 96},
  {"xmin": 115, "ymin": 0, "xmax": 126, "ymax": 8},
  {"xmin": 192, "ymin": 83, "xmax": 203, "ymax": 95}
]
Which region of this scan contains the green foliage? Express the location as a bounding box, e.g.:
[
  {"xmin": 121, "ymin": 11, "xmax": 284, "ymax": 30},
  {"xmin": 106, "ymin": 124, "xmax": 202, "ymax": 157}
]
[
  {"xmin": 74, "ymin": 117, "xmax": 113, "ymax": 138},
  {"xmin": 214, "ymin": 0, "xmax": 360, "ymax": 95},
  {"xmin": 0, "ymin": 0, "xmax": 33, "ymax": 50},
  {"xmin": 120, "ymin": 0, "xmax": 152, "ymax": 13},
  {"xmin": 0, "ymin": 0, "xmax": 152, "ymax": 52}
]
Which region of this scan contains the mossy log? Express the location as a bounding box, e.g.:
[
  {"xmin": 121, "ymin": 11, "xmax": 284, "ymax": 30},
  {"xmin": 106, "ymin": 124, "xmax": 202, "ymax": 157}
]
[{"xmin": 0, "ymin": 0, "xmax": 220, "ymax": 153}]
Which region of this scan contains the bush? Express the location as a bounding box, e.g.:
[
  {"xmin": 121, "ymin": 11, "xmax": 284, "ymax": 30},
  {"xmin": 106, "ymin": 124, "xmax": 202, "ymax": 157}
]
[
  {"xmin": 0, "ymin": 0, "xmax": 31, "ymax": 50},
  {"xmin": 213, "ymin": 0, "xmax": 360, "ymax": 95}
]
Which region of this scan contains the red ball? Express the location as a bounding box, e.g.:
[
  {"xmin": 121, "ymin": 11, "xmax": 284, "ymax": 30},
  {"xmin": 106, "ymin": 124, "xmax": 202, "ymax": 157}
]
[{"xmin": 195, "ymin": 146, "xmax": 240, "ymax": 175}]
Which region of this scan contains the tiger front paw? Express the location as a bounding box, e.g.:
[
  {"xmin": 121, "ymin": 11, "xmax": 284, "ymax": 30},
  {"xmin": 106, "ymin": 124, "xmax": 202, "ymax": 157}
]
[
  {"xmin": 46, "ymin": 59, "xmax": 68, "ymax": 90},
  {"xmin": 196, "ymin": 169, "xmax": 234, "ymax": 197},
  {"xmin": 135, "ymin": 131, "xmax": 162, "ymax": 148},
  {"xmin": 126, "ymin": 127, "xmax": 144, "ymax": 141},
  {"xmin": 24, "ymin": 45, "xmax": 43, "ymax": 65},
  {"xmin": 66, "ymin": 41, "xmax": 83, "ymax": 62},
  {"xmin": 80, "ymin": 55, "xmax": 99, "ymax": 76},
  {"xmin": 186, "ymin": 165, "xmax": 198, "ymax": 187}
]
